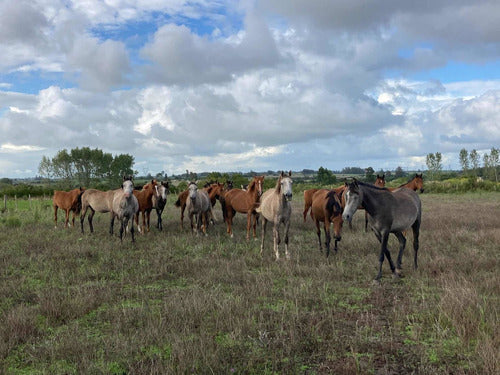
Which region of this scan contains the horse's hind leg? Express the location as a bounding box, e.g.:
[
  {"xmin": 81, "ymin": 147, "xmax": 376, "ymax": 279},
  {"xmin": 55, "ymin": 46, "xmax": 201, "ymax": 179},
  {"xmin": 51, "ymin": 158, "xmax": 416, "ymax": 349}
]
[
  {"xmin": 324, "ymin": 221, "xmax": 331, "ymax": 257},
  {"xmin": 412, "ymin": 219, "xmax": 420, "ymax": 269},
  {"xmin": 88, "ymin": 209, "xmax": 96, "ymax": 233},
  {"xmin": 284, "ymin": 220, "xmax": 291, "ymax": 260},
  {"xmin": 273, "ymin": 223, "xmax": 280, "ymax": 260},
  {"xmin": 394, "ymin": 232, "xmax": 407, "ymax": 274},
  {"xmin": 64, "ymin": 209, "xmax": 70, "ymax": 228},
  {"xmin": 53, "ymin": 205, "xmax": 58, "ymax": 228}
]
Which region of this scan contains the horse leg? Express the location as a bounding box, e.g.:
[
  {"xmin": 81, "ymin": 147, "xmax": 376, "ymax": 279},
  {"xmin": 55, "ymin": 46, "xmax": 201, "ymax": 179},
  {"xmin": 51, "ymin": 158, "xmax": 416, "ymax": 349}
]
[
  {"xmin": 180, "ymin": 203, "xmax": 186, "ymax": 229},
  {"xmin": 80, "ymin": 205, "xmax": 88, "ymax": 233},
  {"xmin": 303, "ymin": 204, "xmax": 309, "ymax": 222},
  {"xmin": 108, "ymin": 211, "xmax": 114, "ymax": 235},
  {"xmin": 71, "ymin": 210, "xmax": 76, "ymax": 228},
  {"xmin": 53, "ymin": 205, "xmax": 58, "ymax": 228},
  {"xmin": 394, "ymin": 232, "xmax": 407, "ymax": 275},
  {"xmin": 246, "ymin": 213, "xmax": 252, "ymax": 240},
  {"xmin": 273, "ymin": 222, "xmax": 281, "ymax": 261},
  {"xmin": 252, "ymin": 213, "xmax": 258, "ymax": 239},
  {"xmin": 130, "ymin": 217, "xmax": 135, "ymax": 243},
  {"xmin": 260, "ymin": 218, "xmax": 268, "ymax": 256},
  {"xmin": 324, "ymin": 220, "xmax": 331, "ymax": 257},
  {"xmin": 146, "ymin": 210, "xmax": 151, "ymax": 232},
  {"xmin": 119, "ymin": 219, "xmax": 124, "ymax": 242},
  {"xmin": 376, "ymin": 231, "xmax": 395, "ymax": 281},
  {"xmin": 315, "ymin": 219, "xmax": 322, "ymax": 253},
  {"xmin": 64, "ymin": 209, "xmax": 70, "ymax": 228},
  {"xmin": 284, "ymin": 220, "xmax": 291, "ymax": 260},
  {"xmin": 364, "ymin": 212, "xmax": 369, "ymax": 232},
  {"xmin": 412, "ymin": 219, "xmax": 421, "ymax": 269},
  {"xmin": 202, "ymin": 212, "xmax": 207, "ymax": 236},
  {"xmin": 88, "ymin": 209, "xmax": 95, "ymax": 233}
]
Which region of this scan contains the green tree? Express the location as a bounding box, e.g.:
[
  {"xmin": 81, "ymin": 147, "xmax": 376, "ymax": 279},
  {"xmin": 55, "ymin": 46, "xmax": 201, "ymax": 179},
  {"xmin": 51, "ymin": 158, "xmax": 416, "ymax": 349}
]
[
  {"xmin": 459, "ymin": 148, "xmax": 469, "ymax": 176},
  {"xmin": 469, "ymin": 149, "xmax": 480, "ymax": 176},
  {"xmin": 365, "ymin": 167, "xmax": 375, "ymax": 182},
  {"xmin": 426, "ymin": 152, "xmax": 442, "ymax": 180},
  {"xmin": 109, "ymin": 154, "xmax": 135, "ymax": 187},
  {"xmin": 394, "ymin": 166, "xmax": 405, "ymax": 178},
  {"xmin": 484, "ymin": 147, "xmax": 499, "ymax": 182},
  {"xmin": 317, "ymin": 166, "xmax": 336, "ymax": 185}
]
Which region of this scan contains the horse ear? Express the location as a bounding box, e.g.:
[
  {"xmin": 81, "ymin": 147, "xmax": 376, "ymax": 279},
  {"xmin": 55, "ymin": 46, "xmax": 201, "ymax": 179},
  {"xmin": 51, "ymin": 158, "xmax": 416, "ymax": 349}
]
[
  {"xmin": 382, "ymin": 174, "xmax": 385, "ymax": 179},
  {"xmin": 280, "ymin": 171, "xmax": 284, "ymax": 177},
  {"xmin": 289, "ymin": 170, "xmax": 292, "ymax": 177}
]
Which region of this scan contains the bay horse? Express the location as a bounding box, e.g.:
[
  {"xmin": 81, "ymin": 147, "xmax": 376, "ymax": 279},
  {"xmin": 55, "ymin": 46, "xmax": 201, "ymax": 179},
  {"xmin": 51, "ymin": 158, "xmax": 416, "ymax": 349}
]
[
  {"xmin": 133, "ymin": 179, "xmax": 159, "ymax": 233},
  {"xmin": 185, "ymin": 182, "xmax": 212, "ymax": 235},
  {"xmin": 53, "ymin": 187, "xmax": 85, "ymax": 228},
  {"xmin": 256, "ymin": 171, "xmax": 293, "ymax": 260},
  {"xmin": 389, "ymin": 174, "xmax": 424, "ymax": 193},
  {"xmin": 311, "ymin": 188, "xmax": 344, "ymax": 257},
  {"xmin": 153, "ymin": 181, "xmax": 169, "ymax": 231},
  {"xmin": 222, "ymin": 176, "xmax": 264, "ymax": 239},
  {"xmin": 302, "ymin": 188, "xmax": 320, "ymax": 222},
  {"xmin": 111, "ymin": 177, "xmax": 139, "ymax": 242},
  {"xmin": 342, "ymin": 179, "xmax": 421, "ymax": 281}
]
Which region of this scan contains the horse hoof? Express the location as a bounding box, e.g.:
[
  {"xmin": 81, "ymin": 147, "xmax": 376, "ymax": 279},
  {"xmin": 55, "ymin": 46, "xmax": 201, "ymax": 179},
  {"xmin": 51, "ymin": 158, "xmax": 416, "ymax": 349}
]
[{"xmin": 372, "ymin": 279, "xmax": 381, "ymax": 286}]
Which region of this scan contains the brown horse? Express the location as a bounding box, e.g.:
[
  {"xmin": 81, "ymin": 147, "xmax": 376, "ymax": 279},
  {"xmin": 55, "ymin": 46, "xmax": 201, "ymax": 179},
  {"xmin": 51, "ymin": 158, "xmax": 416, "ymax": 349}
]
[
  {"xmin": 53, "ymin": 187, "xmax": 85, "ymax": 228},
  {"xmin": 311, "ymin": 188, "xmax": 344, "ymax": 256},
  {"xmin": 133, "ymin": 179, "xmax": 158, "ymax": 233},
  {"xmin": 174, "ymin": 189, "xmax": 189, "ymax": 228},
  {"xmin": 222, "ymin": 176, "xmax": 264, "ymax": 239},
  {"xmin": 302, "ymin": 188, "xmax": 320, "ymax": 222},
  {"xmin": 388, "ymin": 174, "xmax": 424, "ymax": 193}
]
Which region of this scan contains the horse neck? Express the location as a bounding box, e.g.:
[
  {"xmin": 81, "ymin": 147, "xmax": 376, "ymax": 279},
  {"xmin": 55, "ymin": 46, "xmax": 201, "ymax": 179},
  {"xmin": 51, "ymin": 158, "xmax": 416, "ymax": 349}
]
[
  {"xmin": 274, "ymin": 177, "xmax": 282, "ymax": 193},
  {"xmin": 246, "ymin": 181, "xmax": 260, "ymax": 202},
  {"xmin": 359, "ymin": 184, "xmax": 386, "ymax": 216}
]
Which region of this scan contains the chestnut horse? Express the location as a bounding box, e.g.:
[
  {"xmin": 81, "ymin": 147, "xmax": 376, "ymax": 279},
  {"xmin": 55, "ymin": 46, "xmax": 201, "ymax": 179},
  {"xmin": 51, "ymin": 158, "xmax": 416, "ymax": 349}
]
[
  {"xmin": 311, "ymin": 188, "xmax": 344, "ymax": 256},
  {"xmin": 302, "ymin": 188, "xmax": 320, "ymax": 222},
  {"xmin": 222, "ymin": 176, "xmax": 264, "ymax": 239},
  {"xmin": 174, "ymin": 189, "xmax": 189, "ymax": 228},
  {"xmin": 389, "ymin": 174, "xmax": 424, "ymax": 193},
  {"xmin": 133, "ymin": 179, "xmax": 159, "ymax": 233},
  {"xmin": 53, "ymin": 187, "xmax": 85, "ymax": 228}
]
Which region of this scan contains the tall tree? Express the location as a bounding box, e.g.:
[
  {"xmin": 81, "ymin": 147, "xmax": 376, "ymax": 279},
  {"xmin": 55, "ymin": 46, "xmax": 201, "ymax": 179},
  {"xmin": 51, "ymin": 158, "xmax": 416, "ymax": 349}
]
[
  {"xmin": 394, "ymin": 166, "xmax": 405, "ymax": 178},
  {"xmin": 469, "ymin": 149, "xmax": 480, "ymax": 176},
  {"xmin": 317, "ymin": 166, "xmax": 336, "ymax": 185},
  {"xmin": 426, "ymin": 152, "xmax": 442, "ymax": 180},
  {"xmin": 459, "ymin": 148, "xmax": 469, "ymax": 176}
]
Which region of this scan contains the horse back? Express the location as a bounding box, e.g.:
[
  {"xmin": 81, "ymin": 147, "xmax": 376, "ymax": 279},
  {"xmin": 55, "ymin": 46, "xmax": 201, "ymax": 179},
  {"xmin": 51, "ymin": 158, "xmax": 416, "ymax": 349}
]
[
  {"xmin": 83, "ymin": 189, "xmax": 116, "ymax": 213},
  {"xmin": 389, "ymin": 188, "xmax": 421, "ymax": 231},
  {"xmin": 225, "ymin": 189, "xmax": 257, "ymax": 213}
]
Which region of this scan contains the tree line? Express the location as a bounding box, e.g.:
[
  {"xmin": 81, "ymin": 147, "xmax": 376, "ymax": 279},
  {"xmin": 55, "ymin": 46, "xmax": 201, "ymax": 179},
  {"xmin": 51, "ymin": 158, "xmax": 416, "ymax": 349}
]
[{"xmin": 38, "ymin": 147, "xmax": 135, "ymax": 188}]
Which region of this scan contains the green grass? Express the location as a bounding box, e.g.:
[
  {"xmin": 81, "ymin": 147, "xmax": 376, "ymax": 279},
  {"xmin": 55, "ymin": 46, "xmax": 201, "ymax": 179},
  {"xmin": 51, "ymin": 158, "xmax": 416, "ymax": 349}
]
[{"xmin": 0, "ymin": 192, "xmax": 498, "ymax": 374}]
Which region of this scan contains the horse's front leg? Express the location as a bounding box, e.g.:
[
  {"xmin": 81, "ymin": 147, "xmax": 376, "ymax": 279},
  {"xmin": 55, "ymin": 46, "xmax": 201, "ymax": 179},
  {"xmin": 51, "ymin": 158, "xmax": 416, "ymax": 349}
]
[
  {"xmin": 109, "ymin": 212, "xmax": 115, "ymax": 235},
  {"xmin": 324, "ymin": 220, "xmax": 331, "ymax": 257},
  {"xmin": 315, "ymin": 219, "xmax": 322, "ymax": 253},
  {"xmin": 260, "ymin": 218, "xmax": 268, "ymax": 256},
  {"xmin": 64, "ymin": 209, "xmax": 70, "ymax": 228},
  {"xmin": 284, "ymin": 220, "xmax": 291, "ymax": 260},
  {"xmin": 376, "ymin": 231, "xmax": 395, "ymax": 281},
  {"xmin": 273, "ymin": 222, "xmax": 280, "ymax": 260}
]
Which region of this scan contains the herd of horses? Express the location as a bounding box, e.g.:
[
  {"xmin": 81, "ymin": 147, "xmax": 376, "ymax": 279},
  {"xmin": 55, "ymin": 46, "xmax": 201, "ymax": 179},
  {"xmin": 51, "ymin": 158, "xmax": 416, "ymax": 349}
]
[{"xmin": 52, "ymin": 173, "xmax": 424, "ymax": 280}]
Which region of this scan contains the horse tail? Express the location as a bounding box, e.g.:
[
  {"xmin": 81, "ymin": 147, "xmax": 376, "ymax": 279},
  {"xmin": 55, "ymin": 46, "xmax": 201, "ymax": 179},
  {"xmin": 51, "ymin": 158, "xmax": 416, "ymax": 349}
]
[{"xmin": 174, "ymin": 197, "xmax": 181, "ymax": 207}]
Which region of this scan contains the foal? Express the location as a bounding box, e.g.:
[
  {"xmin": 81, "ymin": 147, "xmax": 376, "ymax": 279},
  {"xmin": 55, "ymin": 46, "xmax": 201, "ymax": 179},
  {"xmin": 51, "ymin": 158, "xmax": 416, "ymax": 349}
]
[
  {"xmin": 133, "ymin": 179, "xmax": 159, "ymax": 233},
  {"xmin": 53, "ymin": 187, "xmax": 85, "ymax": 228}
]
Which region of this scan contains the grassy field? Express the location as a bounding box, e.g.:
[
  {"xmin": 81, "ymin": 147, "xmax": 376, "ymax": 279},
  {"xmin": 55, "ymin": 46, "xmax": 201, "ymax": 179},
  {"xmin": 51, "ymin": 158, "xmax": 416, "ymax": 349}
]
[{"xmin": 0, "ymin": 192, "xmax": 498, "ymax": 374}]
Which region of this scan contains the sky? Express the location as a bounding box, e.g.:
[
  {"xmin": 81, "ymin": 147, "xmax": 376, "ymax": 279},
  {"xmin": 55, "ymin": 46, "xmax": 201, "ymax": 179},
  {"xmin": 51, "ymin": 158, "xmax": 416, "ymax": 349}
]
[{"xmin": 0, "ymin": 0, "xmax": 499, "ymax": 178}]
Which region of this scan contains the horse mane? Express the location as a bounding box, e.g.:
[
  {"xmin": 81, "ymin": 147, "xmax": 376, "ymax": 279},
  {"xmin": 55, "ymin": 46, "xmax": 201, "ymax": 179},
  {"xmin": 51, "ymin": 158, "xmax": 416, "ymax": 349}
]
[
  {"xmin": 398, "ymin": 174, "xmax": 421, "ymax": 188},
  {"xmin": 326, "ymin": 190, "xmax": 342, "ymax": 215},
  {"xmin": 353, "ymin": 180, "xmax": 389, "ymax": 191},
  {"xmin": 274, "ymin": 175, "xmax": 282, "ymax": 193},
  {"xmin": 247, "ymin": 179, "xmax": 257, "ymax": 192}
]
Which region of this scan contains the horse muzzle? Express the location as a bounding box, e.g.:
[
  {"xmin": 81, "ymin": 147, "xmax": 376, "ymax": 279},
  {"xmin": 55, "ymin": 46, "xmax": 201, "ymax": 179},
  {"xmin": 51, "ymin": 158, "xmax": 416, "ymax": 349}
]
[
  {"xmin": 285, "ymin": 193, "xmax": 292, "ymax": 201},
  {"xmin": 342, "ymin": 213, "xmax": 351, "ymax": 222}
]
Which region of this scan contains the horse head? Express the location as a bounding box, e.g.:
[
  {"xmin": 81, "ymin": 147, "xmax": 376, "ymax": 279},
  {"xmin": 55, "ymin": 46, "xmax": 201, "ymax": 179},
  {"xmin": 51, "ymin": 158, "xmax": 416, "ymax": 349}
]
[
  {"xmin": 414, "ymin": 174, "xmax": 424, "ymax": 193},
  {"xmin": 279, "ymin": 171, "xmax": 293, "ymax": 201},
  {"xmin": 122, "ymin": 178, "xmax": 134, "ymax": 198},
  {"xmin": 375, "ymin": 174, "xmax": 386, "ymax": 188},
  {"xmin": 188, "ymin": 182, "xmax": 198, "ymax": 201},
  {"xmin": 342, "ymin": 179, "xmax": 362, "ymax": 223}
]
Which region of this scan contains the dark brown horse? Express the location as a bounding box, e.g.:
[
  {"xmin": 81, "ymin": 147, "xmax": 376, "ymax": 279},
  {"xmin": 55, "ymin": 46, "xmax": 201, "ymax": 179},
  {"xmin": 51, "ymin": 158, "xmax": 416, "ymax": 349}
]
[
  {"xmin": 133, "ymin": 179, "xmax": 158, "ymax": 233},
  {"xmin": 53, "ymin": 187, "xmax": 85, "ymax": 228},
  {"xmin": 311, "ymin": 188, "xmax": 344, "ymax": 256},
  {"xmin": 302, "ymin": 188, "xmax": 320, "ymax": 222},
  {"xmin": 222, "ymin": 176, "xmax": 264, "ymax": 239}
]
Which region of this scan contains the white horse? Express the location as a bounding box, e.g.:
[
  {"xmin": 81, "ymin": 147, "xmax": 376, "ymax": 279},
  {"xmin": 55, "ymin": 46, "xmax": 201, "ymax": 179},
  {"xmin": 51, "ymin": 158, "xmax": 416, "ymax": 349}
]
[
  {"xmin": 112, "ymin": 177, "xmax": 139, "ymax": 242},
  {"xmin": 256, "ymin": 171, "xmax": 293, "ymax": 260},
  {"xmin": 185, "ymin": 182, "xmax": 212, "ymax": 235}
]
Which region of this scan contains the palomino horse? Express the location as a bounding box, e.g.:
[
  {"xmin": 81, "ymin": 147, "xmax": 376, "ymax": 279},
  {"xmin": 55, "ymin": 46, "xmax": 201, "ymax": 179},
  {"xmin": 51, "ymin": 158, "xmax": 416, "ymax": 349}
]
[
  {"xmin": 223, "ymin": 176, "xmax": 264, "ymax": 239},
  {"xmin": 343, "ymin": 179, "xmax": 421, "ymax": 281},
  {"xmin": 133, "ymin": 179, "xmax": 159, "ymax": 233},
  {"xmin": 311, "ymin": 188, "xmax": 344, "ymax": 256},
  {"xmin": 53, "ymin": 187, "xmax": 85, "ymax": 228},
  {"xmin": 302, "ymin": 188, "xmax": 320, "ymax": 222},
  {"xmin": 80, "ymin": 187, "xmax": 117, "ymax": 235},
  {"xmin": 185, "ymin": 182, "xmax": 212, "ymax": 235},
  {"xmin": 153, "ymin": 181, "xmax": 169, "ymax": 231},
  {"xmin": 111, "ymin": 177, "xmax": 139, "ymax": 242},
  {"xmin": 257, "ymin": 171, "xmax": 293, "ymax": 260}
]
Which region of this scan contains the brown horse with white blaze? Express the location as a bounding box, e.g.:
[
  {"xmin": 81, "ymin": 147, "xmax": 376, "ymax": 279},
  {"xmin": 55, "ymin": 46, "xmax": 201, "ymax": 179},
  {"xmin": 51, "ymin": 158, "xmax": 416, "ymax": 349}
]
[
  {"xmin": 223, "ymin": 176, "xmax": 264, "ymax": 239},
  {"xmin": 53, "ymin": 187, "xmax": 85, "ymax": 228}
]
